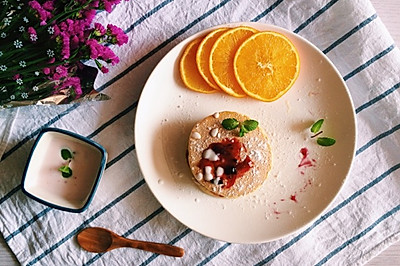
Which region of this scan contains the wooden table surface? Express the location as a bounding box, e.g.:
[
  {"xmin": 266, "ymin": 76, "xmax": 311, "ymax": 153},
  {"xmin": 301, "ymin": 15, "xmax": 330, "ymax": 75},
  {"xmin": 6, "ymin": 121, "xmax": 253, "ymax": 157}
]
[{"xmin": 0, "ymin": 1, "xmax": 399, "ymax": 265}]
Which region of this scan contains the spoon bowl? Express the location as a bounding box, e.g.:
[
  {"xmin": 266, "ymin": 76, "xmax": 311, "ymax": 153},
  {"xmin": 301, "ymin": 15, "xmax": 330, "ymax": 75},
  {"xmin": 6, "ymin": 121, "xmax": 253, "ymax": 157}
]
[{"xmin": 77, "ymin": 227, "xmax": 185, "ymax": 257}]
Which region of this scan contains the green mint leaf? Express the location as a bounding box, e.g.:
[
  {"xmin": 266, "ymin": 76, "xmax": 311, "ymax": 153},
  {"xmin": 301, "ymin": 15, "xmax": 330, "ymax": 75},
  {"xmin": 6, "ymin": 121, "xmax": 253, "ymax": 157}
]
[
  {"xmin": 317, "ymin": 137, "xmax": 336, "ymax": 146},
  {"xmin": 311, "ymin": 119, "xmax": 324, "ymax": 133},
  {"xmin": 243, "ymin": 120, "xmax": 258, "ymax": 132},
  {"xmin": 58, "ymin": 165, "xmax": 73, "ymax": 178},
  {"xmin": 61, "ymin": 148, "xmax": 73, "ymax": 160},
  {"xmin": 222, "ymin": 118, "xmax": 239, "ymax": 130},
  {"xmin": 239, "ymin": 124, "xmax": 248, "ymax": 137}
]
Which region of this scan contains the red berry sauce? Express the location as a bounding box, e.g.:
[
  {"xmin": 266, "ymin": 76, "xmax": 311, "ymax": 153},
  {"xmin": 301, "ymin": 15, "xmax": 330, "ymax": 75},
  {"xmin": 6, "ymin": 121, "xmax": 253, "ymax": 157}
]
[
  {"xmin": 198, "ymin": 138, "xmax": 253, "ymax": 188},
  {"xmin": 298, "ymin": 147, "xmax": 316, "ymax": 168}
]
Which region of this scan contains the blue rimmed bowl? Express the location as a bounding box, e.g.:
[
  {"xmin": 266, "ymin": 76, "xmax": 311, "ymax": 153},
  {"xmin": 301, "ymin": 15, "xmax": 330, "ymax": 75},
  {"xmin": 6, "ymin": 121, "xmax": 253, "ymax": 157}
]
[{"xmin": 21, "ymin": 128, "xmax": 107, "ymax": 213}]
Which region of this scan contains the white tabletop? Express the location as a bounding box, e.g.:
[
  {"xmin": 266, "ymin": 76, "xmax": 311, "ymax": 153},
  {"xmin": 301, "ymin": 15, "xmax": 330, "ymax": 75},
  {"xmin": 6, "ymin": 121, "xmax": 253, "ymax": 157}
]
[{"xmin": 0, "ymin": 0, "xmax": 399, "ymax": 265}]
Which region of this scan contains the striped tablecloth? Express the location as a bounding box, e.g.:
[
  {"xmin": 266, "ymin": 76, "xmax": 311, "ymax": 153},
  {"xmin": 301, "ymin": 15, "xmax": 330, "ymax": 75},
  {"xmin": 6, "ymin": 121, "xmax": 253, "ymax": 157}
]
[{"xmin": 1, "ymin": 0, "xmax": 400, "ymax": 265}]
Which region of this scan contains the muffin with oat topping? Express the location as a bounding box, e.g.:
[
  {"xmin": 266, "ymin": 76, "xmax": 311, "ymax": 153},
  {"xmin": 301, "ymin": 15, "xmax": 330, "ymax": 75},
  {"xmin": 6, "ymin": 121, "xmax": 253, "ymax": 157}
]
[{"xmin": 187, "ymin": 111, "xmax": 272, "ymax": 198}]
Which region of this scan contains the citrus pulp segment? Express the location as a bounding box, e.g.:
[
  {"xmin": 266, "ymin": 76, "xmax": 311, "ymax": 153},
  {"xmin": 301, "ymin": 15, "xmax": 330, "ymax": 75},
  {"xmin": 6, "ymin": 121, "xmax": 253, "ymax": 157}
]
[
  {"xmin": 233, "ymin": 31, "xmax": 300, "ymax": 101},
  {"xmin": 179, "ymin": 37, "xmax": 218, "ymax": 94},
  {"xmin": 196, "ymin": 27, "xmax": 229, "ymax": 89},
  {"xmin": 209, "ymin": 26, "xmax": 258, "ymax": 97}
]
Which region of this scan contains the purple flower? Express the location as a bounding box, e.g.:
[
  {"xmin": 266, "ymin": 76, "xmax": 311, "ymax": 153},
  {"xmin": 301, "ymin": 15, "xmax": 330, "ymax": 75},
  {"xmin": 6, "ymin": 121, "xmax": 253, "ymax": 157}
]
[
  {"xmin": 27, "ymin": 27, "xmax": 36, "ymax": 36},
  {"xmin": 100, "ymin": 0, "xmax": 122, "ymax": 13},
  {"xmin": 81, "ymin": 9, "xmax": 97, "ymax": 25},
  {"xmin": 52, "ymin": 65, "xmax": 69, "ymax": 80},
  {"xmin": 2, "ymin": 0, "xmax": 130, "ymax": 105},
  {"xmin": 86, "ymin": 39, "xmax": 119, "ymax": 65},
  {"xmin": 43, "ymin": 68, "xmax": 50, "ymax": 75},
  {"xmin": 71, "ymin": 35, "xmax": 80, "ymax": 49},
  {"xmin": 94, "ymin": 23, "xmax": 106, "ymax": 36},
  {"xmin": 107, "ymin": 24, "xmax": 128, "ymax": 46},
  {"xmin": 60, "ymin": 32, "xmax": 70, "ymax": 60},
  {"xmin": 101, "ymin": 45, "xmax": 119, "ymax": 65},
  {"xmin": 28, "ymin": 1, "xmax": 53, "ymax": 25},
  {"xmin": 86, "ymin": 39, "xmax": 100, "ymax": 59},
  {"xmin": 56, "ymin": 77, "xmax": 82, "ymax": 98},
  {"xmin": 28, "ymin": 27, "xmax": 37, "ymax": 42},
  {"xmin": 101, "ymin": 66, "xmax": 109, "ymax": 73},
  {"xmin": 56, "ymin": 66, "xmax": 68, "ymax": 76},
  {"xmin": 90, "ymin": 0, "xmax": 100, "ymax": 8},
  {"xmin": 42, "ymin": 1, "xmax": 55, "ymax": 11}
]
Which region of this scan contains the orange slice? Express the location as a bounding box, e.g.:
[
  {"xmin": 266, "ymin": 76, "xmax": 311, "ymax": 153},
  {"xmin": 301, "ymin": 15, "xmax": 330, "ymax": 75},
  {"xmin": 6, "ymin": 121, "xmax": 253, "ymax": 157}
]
[
  {"xmin": 209, "ymin": 26, "xmax": 258, "ymax": 97},
  {"xmin": 196, "ymin": 28, "xmax": 229, "ymax": 89},
  {"xmin": 179, "ymin": 37, "xmax": 217, "ymax": 94},
  {"xmin": 233, "ymin": 31, "xmax": 300, "ymax": 101}
]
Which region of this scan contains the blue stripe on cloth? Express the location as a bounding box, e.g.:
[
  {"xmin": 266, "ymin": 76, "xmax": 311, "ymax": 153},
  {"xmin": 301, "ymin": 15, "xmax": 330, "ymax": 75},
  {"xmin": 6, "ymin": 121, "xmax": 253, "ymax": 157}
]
[
  {"xmin": 1, "ymin": 1, "xmax": 396, "ymax": 264},
  {"xmin": 26, "ymin": 179, "xmax": 146, "ymax": 266},
  {"xmin": 96, "ymin": 0, "xmax": 232, "ymax": 93},
  {"xmin": 323, "ymin": 13, "xmax": 377, "ymax": 54},
  {"xmin": 139, "ymin": 228, "xmax": 192, "ymax": 266},
  {"xmin": 86, "ymin": 100, "xmax": 139, "ymax": 139},
  {"xmin": 197, "ymin": 243, "xmax": 232, "ymax": 266},
  {"xmin": 356, "ymin": 82, "xmax": 400, "ymax": 114},
  {"xmin": 0, "ymin": 0, "xmax": 169, "ymax": 163},
  {"xmin": 0, "ymin": 101, "xmax": 138, "ymax": 208},
  {"xmin": 356, "ymin": 123, "xmax": 400, "ymax": 156},
  {"xmin": 0, "ymin": 104, "xmax": 79, "ymax": 162},
  {"xmin": 0, "ymin": 185, "xmax": 21, "ymax": 205},
  {"xmin": 4, "ymin": 144, "xmax": 136, "ymax": 242},
  {"xmin": 20, "ymin": 2, "xmax": 234, "ymax": 264},
  {"xmin": 0, "ymin": 0, "xmax": 168, "ymax": 202},
  {"xmin": 192, "ymin": 5, "xmax": 382, "ymax": 264},
  {"xmin": 250, "ymin": 0, "xmax": 284, "ymax": 22},
  {"xmin": 0, "ymin": 0, "xmax": 224, "ymax": 167},
  {"xmin": 4, "ymin": 208, "xmax": 51, "ymax": 242},
  {"xmin": 18, "ymin": 1, "xmax": 282, "ymax": 260},
  {"xmin": 106, "ymin": 144, "xmax": 136, "ymax": 169},
  {"xmin": 255, "ymin": 163, "xmax": 400, "ymax": 265},
  {"xmin": 315, "ymin": 204, "xmax": 400, "ymax": 265},
  {"xmin": 294, "ymin": 0, "xmax": 340, "ymax": 33},
  {"xmin": 124, "ymin": 0, "xmax": 173, "ymax": 34},
  {"xmin": 83, "ymin": 206, "xmax": 165, "ymax": 266},
  {"xmin": 121, "ymin": 207, "xmax": 165, "ymax": 238},
  {"xmin": 343, "ymin": 44, "xmax": 395, "ymax": 81}
]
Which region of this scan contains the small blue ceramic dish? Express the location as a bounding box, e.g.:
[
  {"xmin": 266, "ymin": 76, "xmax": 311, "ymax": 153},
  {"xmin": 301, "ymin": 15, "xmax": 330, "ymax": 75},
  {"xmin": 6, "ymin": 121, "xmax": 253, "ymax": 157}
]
[{"xmin": 21, "ymin": 128, "xmax": 107, "ymax": 213}]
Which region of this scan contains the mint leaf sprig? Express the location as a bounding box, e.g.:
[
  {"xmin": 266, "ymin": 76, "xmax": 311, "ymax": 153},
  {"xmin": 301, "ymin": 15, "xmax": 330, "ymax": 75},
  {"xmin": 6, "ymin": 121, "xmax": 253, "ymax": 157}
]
[
  {"xmin": 58, "ymin": 148, "xmax": 74, "ymax": 178},
  {"xmin": 222, "ymin": 118, "xmax": 259, "ymax": 137},
  {"xmin": 311, "ymin": 119, "xmax": 324, "ymax": 135},
  {"xmin": 58, "ymin": 165, "xmax": 73, "ymax": 178},
  {"xmin": 310, "ymin": 119, "xmax": 336, "ymax": 146}
]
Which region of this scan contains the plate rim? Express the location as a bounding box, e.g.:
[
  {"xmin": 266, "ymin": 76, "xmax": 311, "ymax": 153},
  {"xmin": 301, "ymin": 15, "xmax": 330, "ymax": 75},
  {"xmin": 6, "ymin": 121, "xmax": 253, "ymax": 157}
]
[{"xmin": 134, "ymin": 22, "xmax": 357, "ymax": 244}]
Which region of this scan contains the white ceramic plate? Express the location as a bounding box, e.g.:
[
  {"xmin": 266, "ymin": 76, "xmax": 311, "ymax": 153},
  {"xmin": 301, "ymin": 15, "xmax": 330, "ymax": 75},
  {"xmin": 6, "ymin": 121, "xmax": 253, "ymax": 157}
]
[{"xmin": 135, "ymin": 22, "xmax": 356, "ymax": 243}]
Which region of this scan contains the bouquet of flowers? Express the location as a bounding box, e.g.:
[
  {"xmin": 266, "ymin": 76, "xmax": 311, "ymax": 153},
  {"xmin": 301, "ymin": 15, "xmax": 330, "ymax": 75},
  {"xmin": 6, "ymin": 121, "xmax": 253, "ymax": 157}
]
[{"xmin": 0, "ymin": 0, "xmax": 129, "ymax": 108}]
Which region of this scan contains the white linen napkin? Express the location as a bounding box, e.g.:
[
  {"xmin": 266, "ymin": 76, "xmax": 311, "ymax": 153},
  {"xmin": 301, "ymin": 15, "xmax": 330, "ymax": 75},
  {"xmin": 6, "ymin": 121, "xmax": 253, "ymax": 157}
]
[{"xmin": 1, "ymin": 0, "xmax": 400, "ymax": 265}]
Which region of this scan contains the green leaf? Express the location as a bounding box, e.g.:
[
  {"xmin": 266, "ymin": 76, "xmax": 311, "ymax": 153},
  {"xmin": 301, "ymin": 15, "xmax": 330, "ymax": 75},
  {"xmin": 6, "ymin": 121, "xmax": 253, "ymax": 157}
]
[
  {"xmin": 222, "ymin": 118, "xmax": 239, "ymax": 130},
  {"xmin": 58, "ymin": 165, "xmax": 73, "ymax": 178},
  {"xmin": 61, "ymin": 148, "xmax": 73, "ymax": 160},
  {"xmin": 243, "ymin": 119, "xmax": 258, "ymax": 132},
  {"xmin": 311, "ymin": 119, "xmax": 324, "ymax": 133},
  {"xmin": 239, "ymin": 125, "xmax": 248, "ymax": 137},
  {"xmin": 317, "ymin": 137, "xmax": 336, "ymax": 146}
]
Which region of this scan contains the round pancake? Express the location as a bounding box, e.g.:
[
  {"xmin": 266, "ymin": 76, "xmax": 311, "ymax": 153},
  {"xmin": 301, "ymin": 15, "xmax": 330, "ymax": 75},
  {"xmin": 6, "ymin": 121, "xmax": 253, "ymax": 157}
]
[{"xmin": 187, "ymin": 111, "xmax": 271, "ymax": 198}]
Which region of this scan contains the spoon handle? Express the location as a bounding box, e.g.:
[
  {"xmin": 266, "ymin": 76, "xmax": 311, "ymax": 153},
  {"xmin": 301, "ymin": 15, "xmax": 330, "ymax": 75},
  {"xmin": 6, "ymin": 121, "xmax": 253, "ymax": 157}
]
[{"xmin": 119, "ymin": 238, "xmax": 185, "ymax": 257}]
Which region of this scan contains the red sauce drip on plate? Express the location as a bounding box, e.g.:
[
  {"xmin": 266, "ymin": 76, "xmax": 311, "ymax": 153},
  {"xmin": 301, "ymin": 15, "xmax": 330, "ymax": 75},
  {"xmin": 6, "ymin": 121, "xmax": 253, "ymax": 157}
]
[
  {"xmin": 198, "ymin": 138, "xmax": 253, "ymax": 189},
  {"xmin": 290, "ymin": 194, "xmax": 298, "ymax": 202},
  {"xmin": 298, "ymin": 147, "xmax": 315, "ymax": 168}
]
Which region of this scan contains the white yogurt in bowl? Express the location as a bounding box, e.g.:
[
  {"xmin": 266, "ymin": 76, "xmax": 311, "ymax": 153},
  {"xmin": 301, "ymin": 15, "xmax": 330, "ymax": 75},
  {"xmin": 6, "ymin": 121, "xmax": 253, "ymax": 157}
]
[{"xmin": 21, "ymin": 128, "xmax": 107, "ymax": 212}]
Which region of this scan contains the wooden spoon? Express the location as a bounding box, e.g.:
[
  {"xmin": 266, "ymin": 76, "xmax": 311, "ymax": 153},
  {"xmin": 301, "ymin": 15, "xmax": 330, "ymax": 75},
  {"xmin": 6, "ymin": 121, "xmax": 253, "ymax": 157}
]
[{"xmin": 76, "ymin": 227, "xmax": 184, "ymax": 257}]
